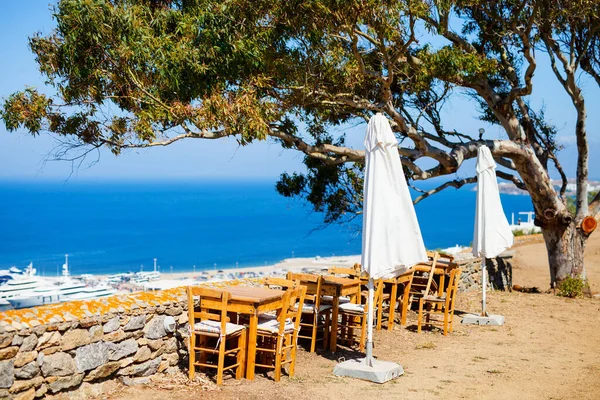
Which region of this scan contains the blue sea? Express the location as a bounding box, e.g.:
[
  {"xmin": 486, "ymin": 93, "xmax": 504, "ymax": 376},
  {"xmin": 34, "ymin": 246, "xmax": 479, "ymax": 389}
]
[{"xmin": 0, "ymin": 179, "xmax": 534, "ymax": 276}]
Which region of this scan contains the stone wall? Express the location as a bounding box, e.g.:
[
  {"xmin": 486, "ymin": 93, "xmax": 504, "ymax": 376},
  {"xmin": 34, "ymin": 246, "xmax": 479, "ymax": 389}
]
[
  {"xmin": 0, "ymin": 279, "xmax": 259, "ymax": 400},
  {"xmin": 454, "ymin": 251, "xmax": 513, "ymax": 292}
]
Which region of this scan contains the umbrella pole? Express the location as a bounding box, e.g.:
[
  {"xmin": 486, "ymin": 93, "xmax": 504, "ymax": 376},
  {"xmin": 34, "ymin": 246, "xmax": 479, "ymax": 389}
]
[
  {"xmin": 365, "ymin": 277, "xmax": 375, "ymax": 366},
  {"xmin": 481, "ymin": 257, "xmax": 487, "ymax": 317}
]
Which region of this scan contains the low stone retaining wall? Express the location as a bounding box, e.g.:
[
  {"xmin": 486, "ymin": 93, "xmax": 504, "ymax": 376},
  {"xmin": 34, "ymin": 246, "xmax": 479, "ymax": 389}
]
[
  {"xmin": 454, "ymin": 251, "xmax": 514, "ymax": 292},
  {"xmin": 0, "ymin": 279, "xmax": 259, "ymax": 400}
]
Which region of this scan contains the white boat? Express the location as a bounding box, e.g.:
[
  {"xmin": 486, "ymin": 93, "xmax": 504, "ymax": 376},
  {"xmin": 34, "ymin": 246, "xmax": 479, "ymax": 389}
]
[
  {"xmin": 67, "ymin": 285, "xmax": 116, "ymax": 301},
  {"xmin": 134, "ymin": 271, "xmax": 161, "ymax": 283},
  {"xmin": 7, "ymin": 256, "xmax": 87, "ymax": 309},
  {"xmin": 0, "ymin": 263, "xmax": 43, "ymax": 301}
]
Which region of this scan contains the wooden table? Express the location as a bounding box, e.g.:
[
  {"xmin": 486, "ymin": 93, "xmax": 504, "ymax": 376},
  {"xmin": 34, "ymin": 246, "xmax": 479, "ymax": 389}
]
[
  {"xmin": 225, "ymin": 286, "xmax": 286, "ymax": 380},
  {"xmin": 304, "ymin": 276, "xmax": 361, "ymax": 352}
]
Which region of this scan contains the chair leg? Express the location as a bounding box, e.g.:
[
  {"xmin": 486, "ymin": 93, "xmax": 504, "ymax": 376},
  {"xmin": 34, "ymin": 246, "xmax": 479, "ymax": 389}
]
[
  {"xmin": 417, "ymin": 299, "xmax": 424, "ymax": 333},
  {"xmin": 359, "ymin": 315, "xmax": 367, "ymax": 352},
  {"xmin": 310, "ymin": 313, "xmax": 318, "ymax": 353},
  {"xmin": 188, "ymin": 333, "xmax": 195, "ymax": 380},
  {"xmin": 274, "ymin": 335, "xmax": 283, "ymax": 382},
  {"xmin": 216, "ymin": 335, "xmax": 226, "ymax": 385},
  {"xmin": 377, "ymin": 295, "xmax": 383, "ymax": 331},
  {"xmin": 290, "ymin": 331, "xmax": 298, "ymax": 377},
  {"xmin": 324, "ymin": 312, "xmax": 330, "ymax": 349},
  {"xmin": 443, "ymin": 308, "xmax": 449, "ymax": 336},
  {"xmin": 236, "ymin": 330, "xmax": 246, "ymax": 380},
  {"xmin": 388, "ymin": 284, "xmax": 397, "ymax": 331}
]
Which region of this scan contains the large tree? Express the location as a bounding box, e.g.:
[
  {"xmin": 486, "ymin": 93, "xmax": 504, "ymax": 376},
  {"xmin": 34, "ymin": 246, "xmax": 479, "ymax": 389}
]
[{"xmin": 2, "ymin": 0, "xmax": 599, "ymax": 288}]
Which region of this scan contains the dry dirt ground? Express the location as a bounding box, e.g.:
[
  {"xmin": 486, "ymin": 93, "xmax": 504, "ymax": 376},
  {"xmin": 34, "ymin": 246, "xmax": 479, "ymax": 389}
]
[{"xmin": 105, "ymin": 233, "xmax": 600, "ymax": 400}]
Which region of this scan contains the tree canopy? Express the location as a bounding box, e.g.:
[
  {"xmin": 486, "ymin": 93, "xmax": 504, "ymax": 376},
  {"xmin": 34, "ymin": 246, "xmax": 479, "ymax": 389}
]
[{"xmin": 2, "ymin": 0, "xmax": 600, "ymax": 284}]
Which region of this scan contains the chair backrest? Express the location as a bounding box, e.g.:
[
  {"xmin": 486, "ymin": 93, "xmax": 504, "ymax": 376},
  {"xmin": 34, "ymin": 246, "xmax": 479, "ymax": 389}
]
[
  {"xmin": 286, "ymin": 272, "xmax": 321, "ymax": 306},
  {"xmin": 427, "ymin": 250, "xmax": 454, "ymax": 262},
  {"xmin": 263, "ymin": 277, "xmax": 298, "ymax": 290},
  {"xmin": 410, "ymin": 252, "xmax": 440, "ymax": 297},
  {"xmin": 187, "ymin": 286, "xmax": 230, "ymax": 333},
  {"xmin": 278, "ymin": 286, "xmax": 307, "ymax": 335},
  {"xmin": 445, "ymin": 268, "xmax": 462, "ymax": 311},
  {"xmin": 328, "ymin": 266, "xmax": 360, "ymax": 278},
  {"xmin": 364, "ymin": 279, "xmax": 384, "ymax": 309}
]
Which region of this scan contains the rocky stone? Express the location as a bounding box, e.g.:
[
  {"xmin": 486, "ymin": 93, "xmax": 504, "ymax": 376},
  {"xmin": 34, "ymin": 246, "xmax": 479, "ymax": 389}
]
[
  {"xmin": 157, "ymin": 360, "xmax": 169, "ymax": 373},
  {"xmin": 14, "ymin": 387, "xmax": 34, "ymax": 400},
  {"xmin": 132, "ymin": 346, "xmax": 151, "ymax": 363},
  {"xmin": 79, "ymin": 318, "xmax": 99, "ymax": 329},
  {"xmin": 11, "ymin": 335, "xmax": 23, "ymax": 347},
  {"xmin": 19, "ymin": 336, "xmax": 37, "ymax": 353},
  {"xmin": 83, "ymin": 361, "xmax": 121, "ymax": 382},
  {"xmin": 164, "ymin": 337, "xmax": 178, "ymax": 353},
  {"xmin": 61, "ymin": 329, "xmax": 90, "ymax": 351},
  {"xmin": 14, "ymin": 362, "xmax": 39, "ymax": 380},
  {"xmin": 146, "ymin": 339, "xmax": 164, "ymax": 351},
  {"xmin": 164, "ymin": 366, "xmax": 179, "ymax": 376},
  {"xmin": 132, "ymin": 357, "xmax": 161, "ymax": 377},
  {"xmin": 40, "ymin": 346, "xmax": 61, "ymax": 356},
  {"xmin": 0, "ymin": 360, "xmax": 14, "ymax": 388},
  {"xmin": 163, "ymin": 352, "xmax": 179, "ymax": 367},
  {"xmin": 89, "ymin": 325, "xmax": 103, "ymax": 343},
  {"xmin": 36, "ymin": 332, "xmax": 61, "ymax": 350},
  {"xmin": 177, "ymin": 313, "xmax": 188, "ymax": 325},
  {"xmin": 0, "ymin": 334, "xmax": 15, "ymax": 349},
  {"xmin": 103, "ymin": 317, "xmax": 120, "ymax": 334},
  {"xmin": 47, "ymin": 373, "xmax": 84, "ymax": 394},
  {"xmin": 106, "ymin": 339, "xmax": 138, "ymax": 361},
  {"xmin": 31, "ymin": 326, "xmax": 46, "ymax": 337},
  {"xmin": 75, "ymin": 342, "xmax": 108, "ymax": 373},
  {"xmin": 137, "ymin": 338, "xmax": 149, "ymax": 346},
  {"xmin": 9, "ymin": 376, "xmax": 43, "ymax": 394},
  {"xmin": 121, "ymin": 376, "xmax": 150, "ymax": 386},
  {"xmin": 34, "ymin": 384, "xmax": 46, "ymax": 398},
  {"xmin": 143, "ymin": 316, "xmax": 166, "ymax": 340},
  {"xmin": 0, "ymin": 347, "xmax": 18, "ymax": 360},
  {"xmin": 40, "ymin": 352, "xmax": 76, "ymax": 377},
  {"xmin": 123, "ymin": 315, "xmax": 146, "ymax": 331},
  {"xmin": 165, "ymin": 306, "xmax": 182, "ymax": 316},
  {"xmin": 103, "ymin": 329, "xmax": 134, "ymax": 343},
  {"xmin": 119, "ymin": 357, "xmax": 134, "ymax": 368},
  {"xmin": 14, "ymin": 351, "xmax": 37, "ymax": 368}
]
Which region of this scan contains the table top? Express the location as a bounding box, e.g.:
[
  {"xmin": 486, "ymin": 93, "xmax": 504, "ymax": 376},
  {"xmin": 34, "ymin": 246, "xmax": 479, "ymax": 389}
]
[{"xmin": 226, "ymin": 286, "xmax": 285, "ymax": 304}]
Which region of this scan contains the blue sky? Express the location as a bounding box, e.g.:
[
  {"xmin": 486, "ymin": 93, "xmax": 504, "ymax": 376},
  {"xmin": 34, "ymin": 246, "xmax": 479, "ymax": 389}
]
[{"xmin": 0, "ymin": 1, "xmax": 598, "ymax": 182}]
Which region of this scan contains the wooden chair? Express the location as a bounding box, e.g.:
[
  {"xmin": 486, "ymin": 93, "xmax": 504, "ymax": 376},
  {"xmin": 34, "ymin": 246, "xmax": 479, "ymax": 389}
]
[
  {"xmin": 336, "ymin": 279, "xmax": 384, "ymax": 352},
  {"xmin": 396, "ymin": 269, "xmax": 415, "ymax": 326},
  {"xmin": 408, "ymin": 252, "xmax": 440, "ymax": 310},
  {"xmin": 255, "ymin": 286, "xmax": 307, "ymax": 381},
  {"xmin": 418, "ymin": 268, "xmax": 462, "ymax": 335},
  {"xmin": 187, "ymin": 286, "xmax": 246, "ymax": 385},
  {"xmin": 322, "ymin": 267, "xmax": 359, "ymax": 305},
  {"xmin": 287, "ymin": 272, "xmax": 331, "ymax": 352},
  {"xmin": 262, "ymin": 277, "xmax": 299, "ymax": 290}
]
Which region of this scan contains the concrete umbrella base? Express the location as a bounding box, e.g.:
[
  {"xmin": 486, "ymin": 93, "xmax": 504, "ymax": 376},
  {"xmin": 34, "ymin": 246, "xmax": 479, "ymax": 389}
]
[{"xmin": 333, "ymin": 357, "xmax": 403, "ymax": 384}]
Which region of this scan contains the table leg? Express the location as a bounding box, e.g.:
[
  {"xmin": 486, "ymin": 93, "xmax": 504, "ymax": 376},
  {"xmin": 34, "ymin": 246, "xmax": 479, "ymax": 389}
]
[
  {"xmin": 329, "ymin": 293, "xmax": 339, "ymax": 352},
  {"xmin": 246, "ymin": 313, "xmax": 258, "ymax": 380}
]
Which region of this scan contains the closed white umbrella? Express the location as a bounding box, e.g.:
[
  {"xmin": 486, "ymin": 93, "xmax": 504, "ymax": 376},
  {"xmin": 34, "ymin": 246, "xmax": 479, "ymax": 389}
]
[
  {"xmin": 335, "ymin": 113, "xmax": 427, "ymax": 383},
  {"xmin": 464, "ymin": 145, "xmax": 513, "ymax": 325},
  {"xmin": 362, "ymin": 113, "xmax": 428, "ymax": 362}
]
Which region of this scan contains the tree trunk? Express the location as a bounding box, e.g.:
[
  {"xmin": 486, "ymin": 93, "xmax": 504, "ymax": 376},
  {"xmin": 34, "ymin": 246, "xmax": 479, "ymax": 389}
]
[{"xmin": 541, "ymin": 221, "xmax": 587, "ymax": 288}]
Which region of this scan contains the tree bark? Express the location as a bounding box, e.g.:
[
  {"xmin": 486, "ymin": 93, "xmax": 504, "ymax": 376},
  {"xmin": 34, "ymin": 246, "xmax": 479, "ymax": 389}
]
[{"xmin": 542, "ymin": 221, "xmax": 587, "ymax": 287}]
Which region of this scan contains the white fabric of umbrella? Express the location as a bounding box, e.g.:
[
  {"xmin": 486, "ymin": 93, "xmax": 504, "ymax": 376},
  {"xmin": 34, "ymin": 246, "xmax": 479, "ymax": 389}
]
[
  {"xmin": 472, "ymin": 145, "xmax": 514, "ymax": 315},
  {"xmin": 362, "ymin": 113, "xmax": 427, "ymax": 363}
]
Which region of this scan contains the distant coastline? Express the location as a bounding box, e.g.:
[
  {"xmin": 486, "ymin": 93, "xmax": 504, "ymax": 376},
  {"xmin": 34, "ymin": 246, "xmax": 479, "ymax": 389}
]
[{"xmin": 494, "ymin": 179, "xmax": 600, "ymax": 196}]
